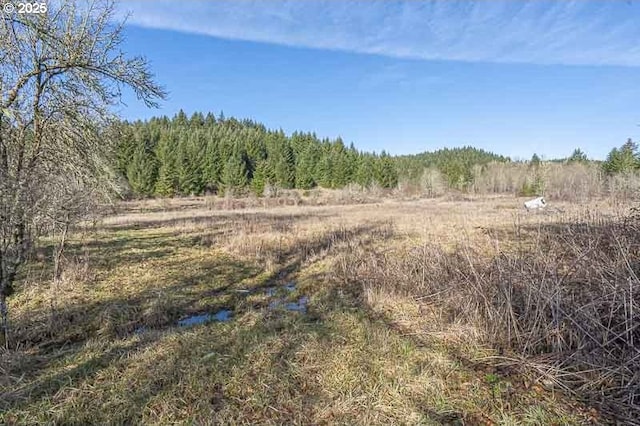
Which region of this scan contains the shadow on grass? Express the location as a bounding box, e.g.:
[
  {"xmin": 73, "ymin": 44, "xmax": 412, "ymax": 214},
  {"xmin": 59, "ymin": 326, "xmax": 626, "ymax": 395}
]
[
  {"xmin": 12, "ymin": 254, "xmax": 261, "ymax": 346},
  {"xmin": 99, "ymin": 211, "xmax": 337, "ymax": 233},
  {"xmin": 28, "ymin": 210, "xmax": 341, "ymax": 279},
  {"xmin": 2, "ymin": 217, "xmax": 402, "ymax": 423}
]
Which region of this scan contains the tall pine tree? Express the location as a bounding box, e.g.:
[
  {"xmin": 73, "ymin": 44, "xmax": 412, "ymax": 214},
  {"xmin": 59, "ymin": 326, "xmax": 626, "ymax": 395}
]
[
  {"xmin": 222, "ymin": 142, "xmax": 249, "ymax": 193},
  {"xmin": 127, "ymin": 139, "xmax": 158, "ymax": 196},
  {"xmin": 295, "ymin": 145, "xmax": 317, "ymax": 189},
  {"xmin": 375, "ymin": 151, "xmax": 398, "ymax": 189},
  {"xmin": 154, "ymin": 131, "xmax": 178, "ymax": 196}
]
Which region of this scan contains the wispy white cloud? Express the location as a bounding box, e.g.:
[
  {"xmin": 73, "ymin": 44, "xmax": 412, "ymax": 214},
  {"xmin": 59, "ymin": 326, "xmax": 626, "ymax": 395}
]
[
  {"xmin": 357, "ymin": 63, "xmax": 446, "ymax": 90},
  {"xmin": 117, "ymin": 0, "xmax": 640, "ymax": 66}
]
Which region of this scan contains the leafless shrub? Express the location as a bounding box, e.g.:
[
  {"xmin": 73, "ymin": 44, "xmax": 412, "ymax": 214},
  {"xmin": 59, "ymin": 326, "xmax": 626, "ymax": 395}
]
[
  {"xmin": 471, "ymin": 162, "xmax": 640, "ymax": 204},
  {"xmin": 395, "ymin": 178, "xmax": 421, "ymax": 198},
  {"xmin": 543, "ymin": 163, "xmax": 605, "ymax": 201},
  {"xmin": 0, "ymin": 0, "xmax": 165, "ymax": 347},
  {"xmin": 607, "ymin": 172, "xmax": 640, "ymax": 205},
  {"xmin": 337, "ymin": 211, "xmax": 640, "ymax": 423},
  {"xmin": 332, "ymin": 183, "xmax": 379, "ymax": 204},
  {"xmin": 262, "ymin": 184, "xmax": 280, "ymax": 199},
  {"xmin": 471, "ymin": 162, "xmax": 529, "ymax": 195},
  {"xmin": 420, "ymin": 168, "xmax": 447, "ymax": 198},
  {"xmin": 204, "ymin": 195, "xmax": 216, "ymax": 210},
  {"xmin": 277, "ymin": 189, "xmax": 302, "ymax": 206}
]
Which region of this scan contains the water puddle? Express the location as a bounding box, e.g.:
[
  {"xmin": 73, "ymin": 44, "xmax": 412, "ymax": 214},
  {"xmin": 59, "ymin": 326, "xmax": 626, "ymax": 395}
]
[
  {"xmin": 173, "ymin": 281, "xmax": 307, "ymax": 324},
  {"xmin": 285, "ymin": 296, "xmax": 309, "ymax": 312},
  {"xmin": 133, "ymin": 326, "xmax": 148, "ymax": 335},
  {"xmin": 177, "ymin": 309, "xmax": 233, "ymax": 327},
  {"xmin": 269, "ymin": 296, "xmax": 309, "ymax": 313},
  {"xmin": 265, "ymin": 281, "xmax": 296, "ymax": 296},
  {"xmin": 265, "ymin": 286, "xmax": 278, "ymax": 297},
  {"xmin": 264, "ymin": 280, "xmax": 308, "ymax": 313}
]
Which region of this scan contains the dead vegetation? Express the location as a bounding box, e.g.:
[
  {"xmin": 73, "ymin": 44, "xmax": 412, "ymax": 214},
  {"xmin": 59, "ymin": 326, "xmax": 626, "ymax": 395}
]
[
  {"xmin": 339, "ymin": 208, "xmax": 640, "ymax": 424},
  {"xmin": 0, "ymin": 195, "xmax": 631, "ymax": 424}
]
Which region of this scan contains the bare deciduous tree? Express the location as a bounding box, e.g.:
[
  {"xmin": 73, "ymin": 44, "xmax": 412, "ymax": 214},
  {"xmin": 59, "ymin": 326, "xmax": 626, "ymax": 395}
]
[{"xmin": 0, "ymin": 0, "xmax": 165, "ymax": 347}]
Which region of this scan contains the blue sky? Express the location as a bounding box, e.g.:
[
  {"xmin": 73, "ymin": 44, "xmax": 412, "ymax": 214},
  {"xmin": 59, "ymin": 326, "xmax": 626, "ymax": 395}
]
[{"xmin": 115, "ymin": 0, "xmax": 640, "ymax": 160}]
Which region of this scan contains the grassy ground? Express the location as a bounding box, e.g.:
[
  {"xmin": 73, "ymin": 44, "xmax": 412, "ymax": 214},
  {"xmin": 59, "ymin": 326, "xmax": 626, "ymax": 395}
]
[{"xmin": 1, "ymin": 196, "xmax": 616, "ymax": 425}]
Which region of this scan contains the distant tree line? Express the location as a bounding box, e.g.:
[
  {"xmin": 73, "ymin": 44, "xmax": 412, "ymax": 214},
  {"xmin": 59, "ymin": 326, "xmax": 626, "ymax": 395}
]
[
  {"xmin": 115, "ymin": 110, "xmax": 638, "ymax": 198},
  {"xmin": 395, "ymin": 146, "xmax": 510, "ymax": 189},
  {"xmin": 117, "ymin": 110, "xmax": 398, "ymax": 197}
]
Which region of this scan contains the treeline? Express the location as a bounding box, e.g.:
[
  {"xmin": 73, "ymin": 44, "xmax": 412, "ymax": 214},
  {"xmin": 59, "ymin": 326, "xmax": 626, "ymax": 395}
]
[
  {"xmin": 115, "ymin": 109, "xmax": 638, "ymax": 199},
  {"xmin": 395, "ymin": 146, "xmax": 510, "ymax": 189},
  {"xmin": 116, "ymin": 110, "xmax": 398, "ymax": 197}
]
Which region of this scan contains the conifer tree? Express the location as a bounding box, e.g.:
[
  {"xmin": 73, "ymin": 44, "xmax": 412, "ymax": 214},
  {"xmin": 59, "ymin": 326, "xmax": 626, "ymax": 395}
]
[
  {"xmin": 316, "ymin": 155, "xmax": 333, "ymax": 188},
  {"xmin": 116, "ymin": 124, "xmax": 137, "ymax": 175},
  {"xmin": 356, "ymin": 154, "xmax": 374, "ymax": 187},
  {"xmin": 222, "ymin": 142, "xmax": 249, "ymax": 192},
  {"xmin": 314, "ymin": 140, "xmax": 333, "ymax": 188},
  {"xmin": 204, "ymin": 112, "xmax": 217, "ymax": 127},
  {"xmin": 331, "ymin": 139, "xmax": 350, "ymax": 187},
  {"xmin": 289, "ymin": 132, "xmax": 307, "ymax": 158},
  {"xmin": 203, "ymin": 132, "xmax": 223, "ymax": 193},
  {"xmin": 275, "ymin": 143, "xmax": 296, "ymax": 188},
  {"xmin": 127, "ymin": 142, "xmax": 158, "ymax": 196},
  {"xmin": 295, "ymin": 145, "xmax": 317, "ymax": 189},
  {"xmin": 175, "ymin": 109, "xmax": 188, "ymax": 127},
  {"xmin": 530, "ymin": 153, "xmax": 541, "ymax": 167},
  {"xmin": 567, "ymin": 148, "xmax": 588, "ymax": 164},
  {"xmin": 244, "ymin": 129, "xmax": 268, "ymax": 178},
  {"xmin": 177, "ymin": 132, "xmax": 206, "ymax": 195},
  {"xmin": 252, "ymin": 160, "xmax": 269, "ymax": 195},
  {"xmin": 154, "ymin": 132, "xmax": 178, "ymax": 196},
  {"xmin": 375, "ymin": 151, "xmax": 398, "ymax": 189},
  {"xmin": 346, "ymin": 143, "xmax": 359, "ymax": 183},
  {"xmin": 603, "ymin": 139, "xmax": 639, "ymax": 174},
  {"xmin": 189, "ymin": 112, "xmax": 205, "ymax": 128}
]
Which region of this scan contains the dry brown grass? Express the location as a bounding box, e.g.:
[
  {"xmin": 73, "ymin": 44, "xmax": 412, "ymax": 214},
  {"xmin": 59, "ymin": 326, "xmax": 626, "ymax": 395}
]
[
  {"xmin": 337, "ymin": 202, "xmax": 639, "ymax": 424},
  {"xmin": 1, "ymin": 194, "xmax": 625, "ymax": 424}
]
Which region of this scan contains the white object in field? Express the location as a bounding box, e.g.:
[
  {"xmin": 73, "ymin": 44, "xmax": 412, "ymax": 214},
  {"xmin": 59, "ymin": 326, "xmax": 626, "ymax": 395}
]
[{"xmin": 524, "ymin": 197, "xmax": 546, "ymax": 210}]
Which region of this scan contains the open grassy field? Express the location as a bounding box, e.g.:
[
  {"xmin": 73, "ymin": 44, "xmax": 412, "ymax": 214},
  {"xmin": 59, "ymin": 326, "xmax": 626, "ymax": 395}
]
[{"xmin": 1, "ymin": 195, "xmax": 634, "ymax": 425}]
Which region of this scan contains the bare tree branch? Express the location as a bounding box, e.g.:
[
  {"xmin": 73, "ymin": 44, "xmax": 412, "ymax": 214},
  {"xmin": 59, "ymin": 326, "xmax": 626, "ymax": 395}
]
[{"xmin": 0, "ymin": 0, "xmax": 166, "ymax": 348}]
